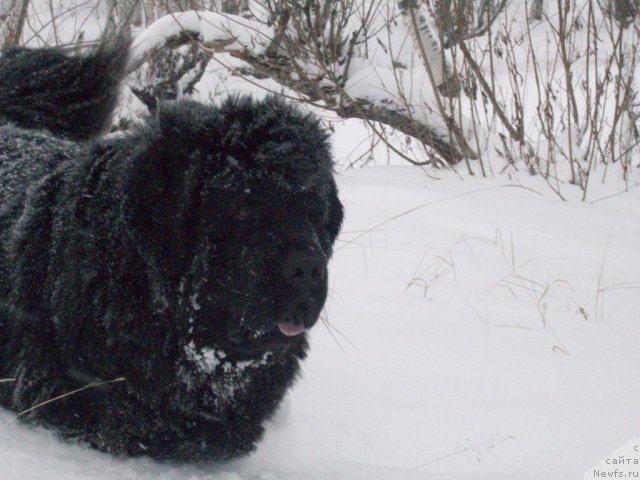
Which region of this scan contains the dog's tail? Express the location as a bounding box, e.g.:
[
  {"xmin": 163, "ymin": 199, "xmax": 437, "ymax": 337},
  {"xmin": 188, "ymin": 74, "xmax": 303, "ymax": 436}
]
[{"xmin": 0, "ymin": 37, "xmax": 129, "ymax": 141}]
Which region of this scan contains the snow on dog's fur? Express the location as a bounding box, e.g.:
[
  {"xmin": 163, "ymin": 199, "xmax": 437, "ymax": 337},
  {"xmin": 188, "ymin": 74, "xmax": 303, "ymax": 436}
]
[{"xmin": 0, "ymin": 40, "xmax": 343, "ymax": 461}]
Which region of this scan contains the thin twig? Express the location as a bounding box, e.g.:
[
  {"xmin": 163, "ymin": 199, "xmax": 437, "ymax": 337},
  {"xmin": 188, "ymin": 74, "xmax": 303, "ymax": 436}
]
[{"xmin": 13, "ymin": 377, "xmax": 125, "ymax": 420}]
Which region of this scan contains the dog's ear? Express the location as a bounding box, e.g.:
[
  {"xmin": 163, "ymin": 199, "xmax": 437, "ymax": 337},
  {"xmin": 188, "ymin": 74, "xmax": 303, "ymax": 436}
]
[
  {"xmin": 124, "ymin": 158, "xmax": 204, "ymax": 281},
  {"xmin": 121, "ymin": 105, "xmax": 221, "ymax": 280}
]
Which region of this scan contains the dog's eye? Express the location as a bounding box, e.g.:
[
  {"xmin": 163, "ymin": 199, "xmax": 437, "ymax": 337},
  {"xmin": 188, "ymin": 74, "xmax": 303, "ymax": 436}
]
[{"xmin": 236, "ymin": 207, "xmax": 251, "ymax": 221}]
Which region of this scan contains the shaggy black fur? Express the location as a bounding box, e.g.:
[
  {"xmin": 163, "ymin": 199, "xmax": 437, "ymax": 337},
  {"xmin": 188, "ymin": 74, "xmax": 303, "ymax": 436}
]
[
  {"xmin": 0, "ymin": 43, "xmax": 343, "ymax": 461},
  {"xmin": 0, "ymin": 39, "xmax": 128, "ymax": 140}
]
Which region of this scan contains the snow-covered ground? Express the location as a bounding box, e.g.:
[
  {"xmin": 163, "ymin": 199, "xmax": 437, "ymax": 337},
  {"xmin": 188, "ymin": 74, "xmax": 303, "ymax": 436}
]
[{"xmin": 1, "ymin": 162, "xmax": 638, "ymax": 479}]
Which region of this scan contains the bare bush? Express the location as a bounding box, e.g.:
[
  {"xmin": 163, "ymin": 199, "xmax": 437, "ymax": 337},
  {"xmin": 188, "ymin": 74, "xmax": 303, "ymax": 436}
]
[
  {"xmin": 431, "ymin": 0, "xmax": 640, "ymax": 197},
  {"xmin": 2, "ymin": 0, "xmax": 638, "ymax": 197}
]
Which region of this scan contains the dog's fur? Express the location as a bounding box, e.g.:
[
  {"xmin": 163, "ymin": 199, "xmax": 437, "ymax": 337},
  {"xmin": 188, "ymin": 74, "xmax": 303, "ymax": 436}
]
[{"xmin": 0, "ymin": 42, "xmax": 343, "ymax": 461}]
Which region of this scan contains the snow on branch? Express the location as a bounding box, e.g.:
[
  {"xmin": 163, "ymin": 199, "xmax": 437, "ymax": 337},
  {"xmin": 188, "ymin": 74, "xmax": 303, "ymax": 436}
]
[
  {"xmin": 129, "ymin": 7, "xmax": 481, "ymax": 165},
  {"xmin": 129, "ymin": 10, "xmax": 273, "ymax": 73}
]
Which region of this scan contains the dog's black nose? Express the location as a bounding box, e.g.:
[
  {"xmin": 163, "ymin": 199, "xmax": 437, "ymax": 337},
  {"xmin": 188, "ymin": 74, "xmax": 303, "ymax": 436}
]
[
  {"xmin": 279, "ymin": 251, "xmax": 328, "ymax": 330},
  {"xmin": 281, "ymin": 251, "xmax": 327, "ymax": 287}
]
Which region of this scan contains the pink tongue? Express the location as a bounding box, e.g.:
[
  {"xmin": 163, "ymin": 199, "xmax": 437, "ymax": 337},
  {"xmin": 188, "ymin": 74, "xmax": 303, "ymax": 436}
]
[{"xmin": 277, "ymin": 323, "xmax": 306, "ymax": 337}]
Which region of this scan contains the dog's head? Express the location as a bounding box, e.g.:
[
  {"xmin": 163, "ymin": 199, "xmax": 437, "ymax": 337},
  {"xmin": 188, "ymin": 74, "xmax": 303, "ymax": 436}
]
[{"xmin": 123, "ymin": 96, "xmax": 343, "ymax": 361}]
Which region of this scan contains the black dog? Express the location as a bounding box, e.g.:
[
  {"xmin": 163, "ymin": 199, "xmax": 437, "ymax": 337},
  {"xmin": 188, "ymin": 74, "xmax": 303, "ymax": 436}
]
[{"xmin": 0, "ymin": 42, "xmax": 343, "ymax": 461}]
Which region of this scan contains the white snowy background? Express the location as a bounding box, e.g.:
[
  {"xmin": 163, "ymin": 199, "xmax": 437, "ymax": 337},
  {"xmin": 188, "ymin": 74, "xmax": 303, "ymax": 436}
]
[{"xmin": 1, "ymin": 0, "xmax": 639, "ymax": 479}]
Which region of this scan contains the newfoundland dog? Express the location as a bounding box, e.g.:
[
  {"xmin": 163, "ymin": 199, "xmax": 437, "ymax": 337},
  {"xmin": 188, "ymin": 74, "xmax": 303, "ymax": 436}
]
[{"xmin": 0, "ymin": 41, "xmax": 343, "ymax": 461}]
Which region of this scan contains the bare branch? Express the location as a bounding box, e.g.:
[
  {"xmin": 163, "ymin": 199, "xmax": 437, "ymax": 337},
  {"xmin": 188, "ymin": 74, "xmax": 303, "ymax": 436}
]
[
  {"xmin": 1, "ymin": 0, "xmax": 29, "ymax": 49},
  {"xmin": 459, "ymin": 0, "xmax": 510, "ymax": 44},
  {"xmin": 129, "ymin": 9, "xmax": 473, "ymax": 164}
]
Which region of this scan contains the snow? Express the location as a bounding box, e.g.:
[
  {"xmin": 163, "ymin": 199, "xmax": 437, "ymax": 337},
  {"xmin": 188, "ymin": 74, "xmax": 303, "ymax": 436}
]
[
  {"xmin": 131, "ymin": 10, "xmax": 273, "ymax": 63},
  {"xmin": 184, "ymin": 341, "xmax": 222, "ymax": 374},
  {"xmin": 1, "ymin": 165, "xmax": 638, "ymax": 479}
]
